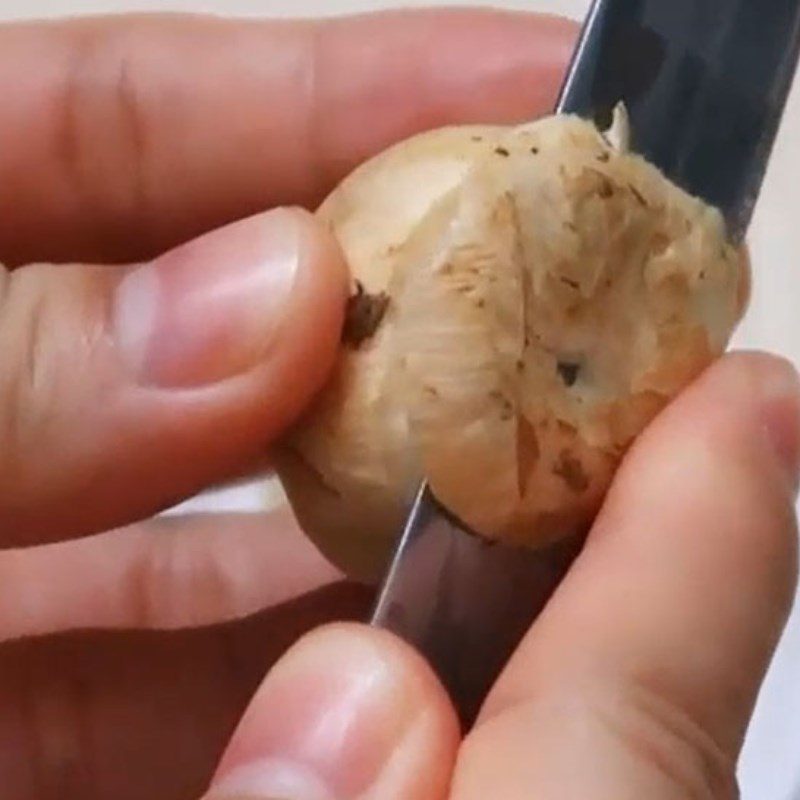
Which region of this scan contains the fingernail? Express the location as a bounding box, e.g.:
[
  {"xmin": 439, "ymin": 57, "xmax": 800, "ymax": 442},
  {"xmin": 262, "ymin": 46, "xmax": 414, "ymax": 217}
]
[
  {"xmin": 204, "ymin": 626, "xmax": 424, "ymax": 800},
  {"xmin": 114, "ymin": 209, "xmax": 302, "ymax": 388},
  {"xmin": 758, "ymin": 356, "xmax": 800, "ymax": 493}
]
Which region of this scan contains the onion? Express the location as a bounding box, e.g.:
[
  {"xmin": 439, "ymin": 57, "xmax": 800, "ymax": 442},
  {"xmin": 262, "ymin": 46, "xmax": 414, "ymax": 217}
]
[{"xmin": 275, "ymin": 111, "xmax": 748, "ymax": 582}]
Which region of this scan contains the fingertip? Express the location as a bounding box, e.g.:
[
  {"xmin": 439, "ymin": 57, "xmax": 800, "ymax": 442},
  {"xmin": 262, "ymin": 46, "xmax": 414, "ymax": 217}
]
[
  {"xmin": 207, "ymin": 624, "xmax": 458, "ymax": 800},
  {"xmin": 259, "ymin": 207, "xmax": 349, "ymax": 425},
  {"xmin": 626, "ymin": 351, "xmax": 800, "ymax": 504}
]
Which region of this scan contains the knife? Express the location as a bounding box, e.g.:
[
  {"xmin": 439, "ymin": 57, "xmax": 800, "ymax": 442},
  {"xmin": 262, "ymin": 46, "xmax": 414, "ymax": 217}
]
[{"xmin": 371, "ymin": 0, "xmax": 800, "ymax": 727}]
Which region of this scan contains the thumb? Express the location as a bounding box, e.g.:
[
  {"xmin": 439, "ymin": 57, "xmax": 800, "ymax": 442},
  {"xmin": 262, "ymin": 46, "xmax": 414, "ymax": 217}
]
[
  {"xmin": 202, "ymin": 624, "xmax": 460, "ymax": 800},
  {"xmin": 0, "ymin": 207, "xmax": 347, "ymax": 546}
]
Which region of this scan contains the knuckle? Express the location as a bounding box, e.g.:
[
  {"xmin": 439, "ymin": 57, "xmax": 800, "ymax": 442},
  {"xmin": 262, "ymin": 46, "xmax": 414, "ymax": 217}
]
[
  {"xmin": 20, "ymin": 654, "xmax": 99, "ymax": 799},
  {"xmin": 0, "ymin": 265, "xmax": 59, "ymax": 475},
  {"xmin": 126, "ymin": 523, "xmax": 235, "ymax": 629},
  {"xmin": 54, "ymin": 25, "xmax": 153, "ymax": 231},
  {"xmin": 0, "ymin": 264, "xmax": 102, "ymax": 493},
  {"xmin": 467, "ymin": 678, "xmax": 738, "ymax": 800},
  {"xmin": 598, "ymin": 679, "xmax": 739, "ymax": 799}
]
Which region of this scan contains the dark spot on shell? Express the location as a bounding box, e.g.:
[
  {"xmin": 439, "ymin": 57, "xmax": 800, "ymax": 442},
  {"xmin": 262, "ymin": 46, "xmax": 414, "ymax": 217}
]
[
  {"xmin": 598, "ymin": 177, "xmax": 614, "ymax": 198},
  {"xmin": 530, "ymin": 146, "xmax": 540, "ymax": 155},
  {"xmin": 342, "ymin": 281, "xmax": 390, "ymax": 348},
  {"xmin": 699, "ymin": 270, "xmax": 707, "ymax": 280},
  {"xmin": 560, "ymin": 276, "xmax": 580, "ymax": 290},
  {"xmin": 557, "ymin": 361, "xmax": 581, "ymax": 387},
  {"xmin": 557, "ymin": 420, "xmax": 578, "ymax": 437},
  {"xmin": 597, "ymin": 151, "xmax": 611, "ymax": 163},
  {"xmin": 553, "ymin": 451, "xmax": 590, "ymax": 493},
  {"xmin": 516, "ymin": 415, "xmax": 540, "ymax": 498},
  {"xmin": 471, "ymin": 135, "xmax": 484, "ymax": 142},
  {"xmin": 516, "ymin": 359, "xmax": 525, "ymax": 372},
  {"xmin": 476, "ymin": 299, "xmax": 486, "ymax": 309},
  {"xmin": 490, "ymin": 390, "xmax": 514, "ymax": 419},
  {"xmin": 629, "ymin": 184, "xmax": 648, "ymax": 207},
  {"xmin": 494, "ymin": 146, "xmax": 511, "ymax": 157}
]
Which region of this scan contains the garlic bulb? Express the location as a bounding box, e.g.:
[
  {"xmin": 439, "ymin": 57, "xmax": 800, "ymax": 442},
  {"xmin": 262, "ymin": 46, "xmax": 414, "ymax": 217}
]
[{"xmin": 275, "ymin": 113, "xmax": 747, "ymax": 583}]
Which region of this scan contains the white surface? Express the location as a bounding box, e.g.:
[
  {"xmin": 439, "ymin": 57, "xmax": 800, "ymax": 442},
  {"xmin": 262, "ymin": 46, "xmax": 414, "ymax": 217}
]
[{"xmin": 4, "ymin": 0, "xmax": 800, "ymax": 797}]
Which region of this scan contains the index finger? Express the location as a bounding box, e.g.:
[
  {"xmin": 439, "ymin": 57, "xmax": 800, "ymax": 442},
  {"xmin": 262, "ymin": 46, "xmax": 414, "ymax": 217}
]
[
  {"xmin": 452, "ymin": 353, "xmax": 800, "ymax": 799},
  {"xmin": 0, "ymin": 9, "xmax": 576, "ymax": 266}
]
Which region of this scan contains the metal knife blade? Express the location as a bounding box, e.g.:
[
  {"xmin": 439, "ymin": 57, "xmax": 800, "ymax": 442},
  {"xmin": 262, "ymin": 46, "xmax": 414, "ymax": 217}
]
[
  {"xmin": 556, "ymin": 0, "xmax": 800, "ymax": 242},
  {"xmin": 371, "ymin": 0, "xmax": 800, "ymax": 727}
]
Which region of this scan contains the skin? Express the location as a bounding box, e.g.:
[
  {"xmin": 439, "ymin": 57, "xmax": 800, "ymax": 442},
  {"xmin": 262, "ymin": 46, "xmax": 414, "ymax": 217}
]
[{"xmin": 0, "ymin": 9, "xmax": 796, "ymax": 800}]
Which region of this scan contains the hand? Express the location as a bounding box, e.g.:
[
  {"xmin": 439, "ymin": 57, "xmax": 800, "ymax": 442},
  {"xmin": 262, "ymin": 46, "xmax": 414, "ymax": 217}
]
[
  {"xmin": 0, "ymin": 9, "xmax": 577, "ymax": 799},
  {"xmin": 203, "ymin": 354, "xmax": 800, "ymax": 800}
]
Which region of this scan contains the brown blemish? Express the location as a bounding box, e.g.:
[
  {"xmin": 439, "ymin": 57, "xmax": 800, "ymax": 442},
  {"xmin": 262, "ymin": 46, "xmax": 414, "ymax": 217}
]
[
  {"xmin": 490, "ymin": 390, "xmax": 514, "ymax": 420},
  {"xmin": 530, "ymin": 146, "xmax": 540, "ymax": 155},
  {"xmin": 557, "ymin": 420, "xmax": 578, "ymax": 437},
  {"xmin": 516, "ymin": 415, "xmax": 540, "ymax": 498},
  {"xmin": 494, "ymin": 146, "xmax": 511, "ymax": 157},
  {"xmin": 557, "ymin": 361, "xmax": 581, "ymax": 387},
  {"xmin": 629, "ymin": 183, "xmax": 648, "ymax": 207},
  {"xmin": 560, "ymin": 276, "xmax": 580, "ymax": 290},
  {"xmin": 342, "ymin": 281, "xmax": 390, "ymax": 348},
  {"xmin": 598, "ymin": 177, "xmax": 614, "ymax": 198},
  {"xmin": 553, "ymin": 451, "xmax": 590, "ymax": 493},
  {"xmin": 650, "ymin": 233, "xmax": 671, "ymax": 256},
  {"xmin": 471, "ymin": 135, "xmax": 484, "ymax": 142},
  {"xmin": 597, "ymin": 151, "xmax": 611, "ymax": 163}
]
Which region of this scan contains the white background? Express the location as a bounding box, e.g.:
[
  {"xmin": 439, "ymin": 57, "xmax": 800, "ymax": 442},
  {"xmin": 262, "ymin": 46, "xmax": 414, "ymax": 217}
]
[{"xmin": 3, "ymin": 1, "xmax": 800, "ymax": 797}]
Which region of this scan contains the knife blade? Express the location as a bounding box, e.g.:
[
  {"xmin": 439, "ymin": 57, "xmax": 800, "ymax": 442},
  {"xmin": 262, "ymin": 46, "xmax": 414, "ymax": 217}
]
[{"xmin": 371, "ymin": 0, "xmax": 800, "ymax": 727}]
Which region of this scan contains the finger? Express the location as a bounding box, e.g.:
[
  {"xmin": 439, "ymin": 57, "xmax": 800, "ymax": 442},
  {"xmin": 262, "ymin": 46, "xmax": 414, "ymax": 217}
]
[
  {"xmin": 0, "ymin": 9, "xmax": 577, "ymax": 266},
  {"xmin": 203, "ymin": 625, "xmax": 459, "ymax": 800},
  {"xmin": 0, "ymin": 207, "xmax": 346, "ymax": 547},
  {"xmin": 0, "ymin": 508, "xmax": 344, "ymax": 641},
  {"xmin": 451, "ymin": 353, "xmax": 800, "ymax": 799},
  {"xmin": 0, "ymin": 587, "xmax": 370, "ymax": 800}
]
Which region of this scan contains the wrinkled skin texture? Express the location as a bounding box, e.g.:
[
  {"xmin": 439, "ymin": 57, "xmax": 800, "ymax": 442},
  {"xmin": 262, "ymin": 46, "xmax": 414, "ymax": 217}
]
[{"xmin": 277, "ymin": 115, "xmax": 747, "ymax": 582}]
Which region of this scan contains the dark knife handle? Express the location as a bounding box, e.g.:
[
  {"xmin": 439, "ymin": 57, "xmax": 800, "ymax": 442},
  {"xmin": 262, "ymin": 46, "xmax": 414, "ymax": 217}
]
[{"xmin": 557, "ymin": 0, "xmax": 800, "ymax": 241}]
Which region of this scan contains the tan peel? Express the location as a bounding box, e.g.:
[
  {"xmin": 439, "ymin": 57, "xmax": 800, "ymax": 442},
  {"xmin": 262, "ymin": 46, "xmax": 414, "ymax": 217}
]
[{"xmin": 274, "ymin": 112, "xmax": 747, "ymax": 582}]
